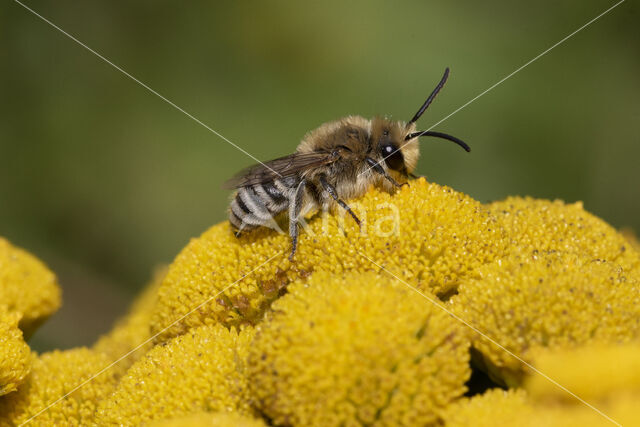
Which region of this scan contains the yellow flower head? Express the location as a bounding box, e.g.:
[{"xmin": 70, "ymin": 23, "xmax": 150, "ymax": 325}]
[
  {"xmin": 95, "ymin": 324, "xmax": 255, "ymax": 425},
  {"xmin": 443, "ymin": 387, "xmax": 640, "ymax": 427},
  {"xmin": 248, "ymin": 271, "xmax": 471, "ymax": 426},
  {"xmin": 450, "ymin": 251, "xmax": 640, "ymax": 387},
  {"xmin": 443, "ymin": 389, "xmax": 532, "ymax": 427},
  {"xmin": 525, "ymin": 341, "xmax": 640, "ymax": 403},
  {"xmin": 148, "ymin": 412, "xmax": 266, "ymax": 427},
  {"xmin": 93, "ymin": 266, "xmax": 167, "ymax": 378},
  {"xmin": 150, "ymin": 179, "xmax": 507, "ymax": 342},
  {"xmin": 621, "ymin": 228, "xmax": 640, "ymax": 253},
  {"xmin": 489, "ymin": 197, "xmax": 640, "ymax": 271},
  {"xmin": 525, "ymin": 401, "xmax": 639, "ymax": 427},
  {"xmin": 0, "ymin": 306, "xmax": 31, "ymax": 396},
  {"xmin": 519, "ymin": 342, "xmax": 640, "ymax": 427},
  {"xmin": 0, "ymin": 237, "xmax": 61, "ymax": 336},
  {"xmin": 0, "ymin": 348, "xmax": 118, "ymax": 426}
]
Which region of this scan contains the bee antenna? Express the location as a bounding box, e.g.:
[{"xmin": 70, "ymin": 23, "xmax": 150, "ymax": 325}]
[
  {"xmin": 405, "ymin": 130, "xmax": 471, "ymax": 152},
  {"xmin": 407, "ymin": 67, "xmax": 450, "ymax": 127}
]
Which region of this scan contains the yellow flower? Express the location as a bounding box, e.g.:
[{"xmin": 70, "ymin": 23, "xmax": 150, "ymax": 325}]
[
  {"xmin": 621, "ymin": 228, "xmax": 640, "ymax": 253},
  {"xmin": 488, "ymin": 197, "xmax": 640, "ymax": 272},
  {"xmin": 94, "ymin": 324, "xmax": 255, "ymax": 425},
  {"xmin": 148, "ymin": 412, "xmax": 266, "ymax": 427},
  {"xmin": 93, "ymin": 266, "xmax": 166, "ymax": 378},
  {"xmin": 525, "ymin": 342, "xmax": 640, "ymax": 403},
  {"xmin": 248, "ymin": 271, "xmax": 471, "ymax": 426},
  {"xmin": 0, "ymin": 306, "xmax": 31, "ymax": 396},
  {"xmin": 443, "ymin": 389, "xmax": 532, "ymax": 427},
  {"xmin": 520, "ymin": 342, "xmax": 640, "ymax": 426},
  {"xmin": 0, "ymin": 237, "xmax": 61, "ymax": 336},
  {"xmin": 443, "ymin": 387, "xmax": 640, "ymax": 427},
  {"xmin": 6, "ymin": 184, "xmax": 638, "ymax": 425},
  {"xmin": 150, "ymin": 179, "xmax": 507, "ymax": 343},
  {"xmin": 0, "ymin": 348, "xmax": 118, "ymax": 426},
  {"xmin": 524, "ymin": 400, "xmax": 639, "ymax": 427},
  {"xmin": 450, "ymin": 251, "xmax": 640, "ymax": 387}
]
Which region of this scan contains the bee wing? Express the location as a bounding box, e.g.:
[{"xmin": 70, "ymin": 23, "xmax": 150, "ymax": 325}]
[{"xmin": 224, "ymin": 151, "xmax": 338, "ymax": 189}]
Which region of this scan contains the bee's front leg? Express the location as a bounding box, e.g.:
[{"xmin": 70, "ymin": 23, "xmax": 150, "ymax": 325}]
[
  {"xmin": 317, "ymin": 175, "xmax": 361, "ymax": 226},
  {"xmin": 365, "ymin": 157, "xmax": 408, "ymax": 188},
  {"xmin": 288, "ymin": 179, "xmax": 306, "ymax": 261}
]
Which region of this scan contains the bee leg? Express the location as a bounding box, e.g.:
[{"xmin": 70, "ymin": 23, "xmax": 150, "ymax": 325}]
[
  {"xmin": 365, "ymin": 157, "xmax": 408, "ymax": 188},
  {"xmin": 234, "ymin": 223, "xmax": 246, "ymax": 238},
  {"xmin": 318, "ymin": 175, "xmax": 361, "ymax": 226},
  {"xmin": 288, "ymin": 179, "xmax": 306, "ymax": 261}
]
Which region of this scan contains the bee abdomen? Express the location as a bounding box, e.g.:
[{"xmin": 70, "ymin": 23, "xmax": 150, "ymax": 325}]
[
  {"xmin": 229, "ymin": 178, "xmax": 295, "ymax": 231},
  {"xmin": 261, "ymin": 182, "xmax": 287, "ymax": 205}
]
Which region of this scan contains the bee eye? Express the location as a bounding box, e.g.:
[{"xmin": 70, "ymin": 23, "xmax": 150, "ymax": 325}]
[{"xmin": 381, "ymin": 143, "xmax": 405, "ymax": 171}]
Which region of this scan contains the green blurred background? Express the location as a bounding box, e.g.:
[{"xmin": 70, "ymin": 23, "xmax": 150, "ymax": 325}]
[{"xmin": 1, "ymin": 1, "xmax": 638, "ymax": 351}]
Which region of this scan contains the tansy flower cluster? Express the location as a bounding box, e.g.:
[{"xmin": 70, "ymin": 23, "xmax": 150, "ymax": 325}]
[{"xmin": 1, "ymin": 178, "xmax": 639, "ymax": 426}]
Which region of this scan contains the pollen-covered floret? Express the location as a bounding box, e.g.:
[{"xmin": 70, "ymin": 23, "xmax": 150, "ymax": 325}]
[
  {"xmin": 94, "ymin": 324, "xmax": 255, "ymax": 425},
  {"xmin": 443, "ymin": 389, "xmax": 532, "ymax": 427},
  {"xmin": 0, "ymin": 306, "xmax": 31, "ymax": 396},
  {"xmin": 93, "ymin": 266, "xmax": 166, "ymax": 378},
  {"xmin": 450, "ymin": 251, "xmax": 640, "ymax": 387},
  {"xmin": 489, "ymin": 197, "xmax": 640, "ymax": 272},
  {"xmin": 148, "ymin": 412, "xmax": 267, "ymax": 427},
  {"xmin": 150, "ymin": 179, "xmax": 507, "ymax": 342},
  {"xmin": 0, "ymin": 348, "xmax": 118, "ymax": 426},
  {"xmin": 248, "ymin": 271, "xmax": 471, "ymax": 426},
  {"xmin": 0, "ymin": 237, "xmax": 61, "ymax": 336}
]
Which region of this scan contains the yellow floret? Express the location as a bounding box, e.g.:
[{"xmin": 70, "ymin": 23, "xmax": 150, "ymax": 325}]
[
  {"xmin": 0, "ymin": 237, "xmax": 61, "ymax": 336},
  {"xmin": 450, "ymin": 251, "xmax": 640, "ymax": 387},
  {"xmin": 444, "ymin": 389, "xmax": 533, "ymax": 427},
  {"xmin": 148, "ymin": 412, "xmax": 266, "ymax": 427},
  {"xmin": 94, "ymin": 324, "xmax": 255, "ymax": 425},
  {"xmin": 0, "ymin": 348, "xmax": 118, "ymax": 426},
  {"xmin": 151, "ymin": 179, "xmax": 507, "ymax": 342},
  {"xmin": 489, "ymin": 197, "xmax": 640, "ymax": 272},
  {"xmin": 525, "ymin": 342, "xmax": 640, "ymax": 403},
  {"xmin": 93, "ymin": 266, "xmax": 166, "ymax": 378},
  {"xmin": 0, "ymin": 306, "xmax": 31, "ymax": 396},
  {"xmin": 248, "ymin": 271, "xmax": 471, "ymax": 426}
]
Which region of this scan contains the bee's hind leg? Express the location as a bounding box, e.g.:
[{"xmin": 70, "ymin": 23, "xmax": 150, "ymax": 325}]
[
  {"xmin": 233, "ymin": 221, "xmax": 255, "ymax": 238},
  {"xmin": 288, "ymin": 179, "xmax": 307, "ymax": 261},
  {"xmin": 232, "ymin": 222, "xmax": 245, "ymax": 238},
  {"xmin": 318, "ymin": 175, "xmax": 361, "ymax": 226}
]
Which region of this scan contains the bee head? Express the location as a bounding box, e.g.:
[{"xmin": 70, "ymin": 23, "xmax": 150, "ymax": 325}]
[
  {"xmin": 371, "ymin": 118, "xmax": 419, "ymax": 177},
  {"xmin": 374, "ymin": 68, "xmax": 470, "ymax": 178}
]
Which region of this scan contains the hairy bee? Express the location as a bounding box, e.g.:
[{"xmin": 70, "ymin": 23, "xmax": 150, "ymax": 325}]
[{"xmin": 225, "ymin": 68, "xmax": 470, "ymax": 260}]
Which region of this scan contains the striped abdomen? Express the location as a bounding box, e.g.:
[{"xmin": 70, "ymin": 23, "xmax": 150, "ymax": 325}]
[{"xmin": 229, "ymin": 176, "xmax": 299, "ymax": 232}]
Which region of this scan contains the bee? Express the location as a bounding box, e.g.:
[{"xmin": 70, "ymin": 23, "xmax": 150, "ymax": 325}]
[{"xmin": 225, "ymin": 68, "xmax": 470, "ymax": 260}]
